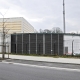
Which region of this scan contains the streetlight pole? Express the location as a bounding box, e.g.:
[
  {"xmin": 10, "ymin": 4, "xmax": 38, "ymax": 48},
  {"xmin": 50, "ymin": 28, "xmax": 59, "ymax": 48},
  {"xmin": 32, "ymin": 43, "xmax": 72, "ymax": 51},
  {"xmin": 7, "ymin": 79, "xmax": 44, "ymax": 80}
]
[
  {"xmin": 63, "ymin": 0, "xmax": 66, "ymax": 33},
  {"xmin": 72, "ymin": 40, "xmax": 74, "ymax": 56}
]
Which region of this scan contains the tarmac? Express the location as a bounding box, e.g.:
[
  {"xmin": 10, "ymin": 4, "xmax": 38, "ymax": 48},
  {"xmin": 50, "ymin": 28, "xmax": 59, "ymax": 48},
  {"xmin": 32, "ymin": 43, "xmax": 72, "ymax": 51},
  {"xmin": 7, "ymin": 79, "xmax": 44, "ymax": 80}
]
[{"xmin": 0, "ymin": 54, "xmax": 80, "ymax": 64}]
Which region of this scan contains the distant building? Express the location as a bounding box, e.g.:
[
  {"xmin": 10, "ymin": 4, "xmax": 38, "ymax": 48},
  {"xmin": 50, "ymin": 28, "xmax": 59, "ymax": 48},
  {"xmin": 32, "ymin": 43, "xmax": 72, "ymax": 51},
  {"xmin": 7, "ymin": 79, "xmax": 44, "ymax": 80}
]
[
  {"xmin": 0, "ymin": 17, "xmax": 34, "ymax": 53},
  {"xmin": 0, "ymin": 17, "xmax": 34, "ymax": 34}
]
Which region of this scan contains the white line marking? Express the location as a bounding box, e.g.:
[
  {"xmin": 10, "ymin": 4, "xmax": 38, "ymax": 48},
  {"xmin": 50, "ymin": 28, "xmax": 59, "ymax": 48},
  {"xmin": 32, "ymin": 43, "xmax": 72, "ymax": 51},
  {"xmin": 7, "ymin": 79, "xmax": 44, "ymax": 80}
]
[{"xmin": 2, "ymin": 61, "xmax": 80, "ymax": 72}]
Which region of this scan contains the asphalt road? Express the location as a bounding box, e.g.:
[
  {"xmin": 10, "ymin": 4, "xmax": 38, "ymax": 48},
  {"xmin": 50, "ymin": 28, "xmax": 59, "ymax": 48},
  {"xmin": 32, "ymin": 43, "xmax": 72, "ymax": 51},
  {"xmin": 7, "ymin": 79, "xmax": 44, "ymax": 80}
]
[
  {"xmin": 5, "ymin": 59, "xmax": 80, "ymax": 69},
  {"xmin": 0, "ymin": 62, "xmax": 80, "ymax": 80}
]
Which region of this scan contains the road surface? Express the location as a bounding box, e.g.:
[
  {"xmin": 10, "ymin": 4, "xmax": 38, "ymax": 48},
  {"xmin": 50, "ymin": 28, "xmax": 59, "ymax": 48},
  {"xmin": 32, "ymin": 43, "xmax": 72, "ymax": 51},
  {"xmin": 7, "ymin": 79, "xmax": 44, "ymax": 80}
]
[{"xmin": 0, "ymin": 61, "xmax": 80, "ymax": 80}]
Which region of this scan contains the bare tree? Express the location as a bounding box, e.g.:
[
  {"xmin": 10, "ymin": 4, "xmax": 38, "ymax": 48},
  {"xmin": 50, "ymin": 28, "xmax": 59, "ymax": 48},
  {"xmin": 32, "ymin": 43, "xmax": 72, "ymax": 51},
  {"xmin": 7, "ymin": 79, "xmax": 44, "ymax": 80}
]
[
  {"xmin": 43, "ymin": 29, "xmax": 51, "ymax": 33},
  {"xmin": 0, "ymin": 13, "xmax": 12, "ymax": 59},
  {"xmin": 39, "ymin": 29, "xmax": 43, "ymax": 33},
  {"xmin": 51, "ymin": 27, "xmax": 63, "ymax": 33}
]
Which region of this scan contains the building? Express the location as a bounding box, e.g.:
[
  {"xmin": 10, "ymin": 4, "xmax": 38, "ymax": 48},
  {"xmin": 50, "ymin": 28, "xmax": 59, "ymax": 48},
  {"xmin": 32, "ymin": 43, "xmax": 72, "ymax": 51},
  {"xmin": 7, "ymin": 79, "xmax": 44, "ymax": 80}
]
[
  {"xmin": 0, "ymin": 17, "xmax": 34, "ymax": 34},
  {"xmin": 0, "ymin": 17, "xmax": 34, "ymax": 53},
  {"xmin": 11, "ymin": 33, "xmax": 63, "ymax": 55}
]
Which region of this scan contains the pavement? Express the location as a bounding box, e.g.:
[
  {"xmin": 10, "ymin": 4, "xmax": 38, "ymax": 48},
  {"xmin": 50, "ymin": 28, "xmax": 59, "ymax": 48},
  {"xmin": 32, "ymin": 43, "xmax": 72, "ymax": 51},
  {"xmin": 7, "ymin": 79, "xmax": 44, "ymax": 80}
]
[{"xmin": 0, "ymin": 54, "xmax": 80, "ymax": 64}]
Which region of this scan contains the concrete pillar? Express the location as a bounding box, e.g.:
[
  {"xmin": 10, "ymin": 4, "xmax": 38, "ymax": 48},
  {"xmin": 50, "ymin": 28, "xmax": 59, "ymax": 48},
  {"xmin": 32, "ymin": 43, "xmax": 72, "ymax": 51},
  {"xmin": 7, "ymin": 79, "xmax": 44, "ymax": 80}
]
[
  {"xmin": 58, "ymin": 34, "xmax": 59, "ymax": 55},
  {"xmin": 43, "ymin": 34, "xmax": 45, "ymax": 55},
  {"xmin": 22, "ymin": 33, "xmax": 23, "ymax": 54},
  {"xmin": 51, "ymin": 33, "xmax": 52, "ymax": 55},
  {"xmin": 36, "ymin": 34, "xmax": 37, "ymax": 54},
  {"xmin": 16, "ymin": 33, "xmax": 17, "ymax": 54},
  {"xmin": 29, "ymin": 34, "xmax": 30, "ymax": 54}
]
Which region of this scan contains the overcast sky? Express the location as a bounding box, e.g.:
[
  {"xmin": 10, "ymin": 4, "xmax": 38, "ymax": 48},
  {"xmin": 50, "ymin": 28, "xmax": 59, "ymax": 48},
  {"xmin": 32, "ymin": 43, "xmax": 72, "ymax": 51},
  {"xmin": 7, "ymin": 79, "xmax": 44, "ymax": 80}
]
[{"xmin": 0, "ymin": 0, "xmax": 80, "ymax": 33}]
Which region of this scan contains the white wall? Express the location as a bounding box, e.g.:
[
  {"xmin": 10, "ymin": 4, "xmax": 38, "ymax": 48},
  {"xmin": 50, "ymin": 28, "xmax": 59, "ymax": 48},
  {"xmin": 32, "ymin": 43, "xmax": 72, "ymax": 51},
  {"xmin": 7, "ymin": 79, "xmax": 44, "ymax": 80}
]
[
  {"xmin": 0, "ymin": 33, "xmax": 11, "ymax": 53},
  {"xmin": 64, "ymin": 35, "xmax": 80, "ymax": 54},
  {"xmin": 0, "ymin": 33, "xmax": 3, "ymax": 53}
]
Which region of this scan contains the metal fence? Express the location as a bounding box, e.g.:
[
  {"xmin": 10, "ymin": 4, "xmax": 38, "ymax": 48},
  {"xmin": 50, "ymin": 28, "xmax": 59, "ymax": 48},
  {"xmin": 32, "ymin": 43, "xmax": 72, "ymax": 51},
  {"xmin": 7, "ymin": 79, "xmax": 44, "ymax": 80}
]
[{"xmin": 11, "ymin": 33, "xmax": 63, "ymax": 55}]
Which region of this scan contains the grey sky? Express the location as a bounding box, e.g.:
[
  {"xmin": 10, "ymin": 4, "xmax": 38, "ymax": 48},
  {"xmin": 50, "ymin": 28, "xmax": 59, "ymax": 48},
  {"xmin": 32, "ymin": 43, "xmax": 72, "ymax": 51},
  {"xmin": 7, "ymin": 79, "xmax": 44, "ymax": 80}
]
[{"xmin": 0, "ymin": 0, "xmax": 80, "ymax": 33}]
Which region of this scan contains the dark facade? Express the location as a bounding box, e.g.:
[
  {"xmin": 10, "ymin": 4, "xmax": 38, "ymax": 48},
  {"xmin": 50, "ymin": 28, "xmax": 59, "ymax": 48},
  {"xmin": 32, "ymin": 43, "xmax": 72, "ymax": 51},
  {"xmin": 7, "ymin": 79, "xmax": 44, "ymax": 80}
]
[{"xmin": 11, "ymin": 33, "xmax": 63, "ymax": 55}]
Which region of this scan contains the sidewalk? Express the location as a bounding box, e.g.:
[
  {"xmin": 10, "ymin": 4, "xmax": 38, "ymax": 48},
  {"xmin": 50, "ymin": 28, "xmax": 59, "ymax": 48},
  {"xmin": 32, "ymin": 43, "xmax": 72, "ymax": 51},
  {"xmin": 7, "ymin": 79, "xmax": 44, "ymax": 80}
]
[{"xmin": 0, "ymin": 54, "xmax": 80, "ymax": 64}]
